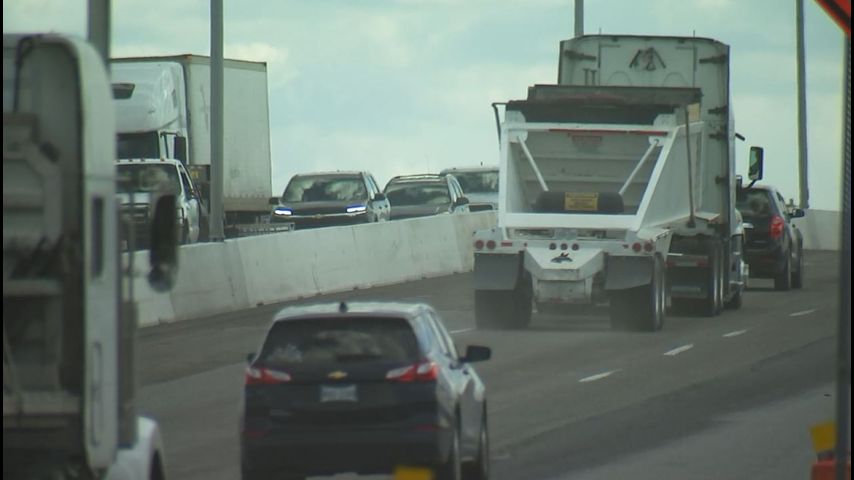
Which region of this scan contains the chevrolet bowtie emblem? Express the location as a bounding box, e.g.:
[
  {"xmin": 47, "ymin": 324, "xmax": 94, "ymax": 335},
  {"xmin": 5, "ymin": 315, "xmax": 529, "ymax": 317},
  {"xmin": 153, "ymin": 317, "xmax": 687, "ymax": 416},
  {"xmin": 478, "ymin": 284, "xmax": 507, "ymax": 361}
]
[{"xmin": 327, "ymin": 371, "xmax": 348, "ymax": 380}]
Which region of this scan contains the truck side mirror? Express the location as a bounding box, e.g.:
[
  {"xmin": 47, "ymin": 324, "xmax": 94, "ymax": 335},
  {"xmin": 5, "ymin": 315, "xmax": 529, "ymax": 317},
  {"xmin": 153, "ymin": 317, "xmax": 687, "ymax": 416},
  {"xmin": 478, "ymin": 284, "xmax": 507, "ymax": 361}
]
[
  {"xmin": 174, "ymin": 136, "xmax": 187, "ymax": 163},
  {"xmin": 148, "ymin": 194, "xmax": 179, "ymax": 292},
  {"xmin": 748, "ymin": 146, "xmax": 764, "ymax": 181}
]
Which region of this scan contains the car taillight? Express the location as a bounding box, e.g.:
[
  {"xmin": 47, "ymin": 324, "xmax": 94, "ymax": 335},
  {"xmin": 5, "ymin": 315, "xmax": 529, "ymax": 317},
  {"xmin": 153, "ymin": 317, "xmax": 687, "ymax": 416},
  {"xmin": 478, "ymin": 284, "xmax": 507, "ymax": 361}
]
[
  {"xmin": 386, "ymin": 361, "xmax": 438, "ymax": 382},
  {"xmin": 474, "ymin": 240, "xmax": 484, "ymax": 250},
  {"xmin": 770, "ymin": 215, "xmax": 785, "ymax": 240},
  {"xmin": 245, "ymin": 366, "xmax": 292, "ymax": 385}
]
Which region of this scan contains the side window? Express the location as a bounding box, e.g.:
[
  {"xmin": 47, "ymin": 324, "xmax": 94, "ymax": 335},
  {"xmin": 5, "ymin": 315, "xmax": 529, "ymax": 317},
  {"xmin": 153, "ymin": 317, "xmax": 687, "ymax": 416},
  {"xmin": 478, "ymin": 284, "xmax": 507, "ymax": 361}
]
[
  {"xmin": 413, "ymin": 317, "xmax": 440, "ymax": 355},
  {"xmin": 368, "ymin": 175, "xmax": 380, "ymax": 196},
  {"xmin": 427, "ymin": 311, "xmax": 458, "ymax": 359},
  {"xmin": 179, "ymin": 168, "xmax": 193, "ymax": 197}
]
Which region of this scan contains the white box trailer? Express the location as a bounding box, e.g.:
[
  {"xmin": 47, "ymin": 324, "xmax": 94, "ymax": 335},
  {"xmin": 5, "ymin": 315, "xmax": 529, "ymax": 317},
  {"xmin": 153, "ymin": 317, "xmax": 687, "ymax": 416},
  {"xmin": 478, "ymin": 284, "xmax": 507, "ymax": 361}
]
[
  {"xmin": 111, "ymin": 55, "xmax": 273, "ymax": 234},
  {"xmin": 473, "ymin": 35, "xmax": 751, "ymax": 332}
]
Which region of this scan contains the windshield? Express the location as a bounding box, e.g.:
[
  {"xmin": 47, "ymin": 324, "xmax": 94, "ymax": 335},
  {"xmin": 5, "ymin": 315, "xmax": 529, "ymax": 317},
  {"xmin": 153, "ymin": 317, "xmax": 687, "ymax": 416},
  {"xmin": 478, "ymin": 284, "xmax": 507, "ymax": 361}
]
[
  {"xmin": 452, "ymin": 171, "xmax": 498, "ymax": 194},
  {"xmin": 385, "ymin": 182, "xmax": 451, "ymax": 206},
  {"xmin": 282, "ymin": 175, "xmax": 367, "ymax": 203},
  {"xmin": 116, "ymin": 164, "xmax": 179, "ymax": 193},
  {"xmin": 117, "ymin": 131, "xmax": 160, "ymax": 159}
]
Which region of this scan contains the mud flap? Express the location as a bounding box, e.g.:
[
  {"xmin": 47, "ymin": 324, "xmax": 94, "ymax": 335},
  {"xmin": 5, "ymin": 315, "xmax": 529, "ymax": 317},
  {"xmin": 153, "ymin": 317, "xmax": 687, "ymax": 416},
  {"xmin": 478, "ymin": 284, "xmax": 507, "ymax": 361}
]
[
  {"xmin": 605, "ymin": 256, "xmax": 654, "ymax": 291},
  {"xmin": 473, "ymin": 253, "xmax": 521, "ymax": 290}
]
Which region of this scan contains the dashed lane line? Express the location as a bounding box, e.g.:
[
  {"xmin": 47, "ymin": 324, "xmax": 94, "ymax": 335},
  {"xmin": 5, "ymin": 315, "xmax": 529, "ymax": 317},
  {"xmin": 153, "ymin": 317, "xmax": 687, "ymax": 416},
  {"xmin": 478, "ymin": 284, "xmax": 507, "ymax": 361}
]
[
  {"xmin": 449, "ymin": 328, "xmax": 474, "ymax": 335},
  {"xmin": 663, "ymin": 344, "xmax": 694, "ymax": 356},
  {"xmin": 579, "ymin": 370, "xmax": 620, "ymax": 383},
  {"xmin": 723, "ymin": 329, "xmax": 748, "ymax": 338},
  {"xmin": 790, "ymin": 308, "xmax": 817, "ymax": 317}
]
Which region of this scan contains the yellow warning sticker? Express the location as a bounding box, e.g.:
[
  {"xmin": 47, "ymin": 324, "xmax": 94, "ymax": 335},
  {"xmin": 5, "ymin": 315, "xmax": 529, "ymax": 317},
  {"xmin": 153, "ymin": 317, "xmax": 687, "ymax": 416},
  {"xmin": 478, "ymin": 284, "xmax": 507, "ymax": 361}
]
[
  {"xmin": 810, "ymin": 421, "xmax": 836, "ymax": 453},
  {"xmin": 393, "ymin": 466, "xmax": 434, "ymax": 480},
  {"xmin": 564, "ymin": 192, "xmax": 599, "ymax": 211}
]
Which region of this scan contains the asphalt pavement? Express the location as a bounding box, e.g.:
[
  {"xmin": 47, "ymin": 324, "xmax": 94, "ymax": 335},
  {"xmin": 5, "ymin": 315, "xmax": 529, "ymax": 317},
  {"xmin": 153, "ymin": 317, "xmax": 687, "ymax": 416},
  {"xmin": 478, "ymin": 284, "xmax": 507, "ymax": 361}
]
[{"xmin": 138, "ymin": 250, "xmax": 843, "ymax": 479}]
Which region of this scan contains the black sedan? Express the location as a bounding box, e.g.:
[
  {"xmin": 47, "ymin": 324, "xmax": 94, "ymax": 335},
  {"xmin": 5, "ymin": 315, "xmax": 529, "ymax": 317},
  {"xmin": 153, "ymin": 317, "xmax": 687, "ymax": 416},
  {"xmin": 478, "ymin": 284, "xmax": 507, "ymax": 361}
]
[
  {"xmin": 736, "ymin": 184, "xmax": 805, "ymax": 290},
  {"xmin": 239, "ymin": 301, "xmax": 491, "ymax": 480},
  {"xmin": 269, "ymin": 171, "xmax": 390, "ymax": 229}
]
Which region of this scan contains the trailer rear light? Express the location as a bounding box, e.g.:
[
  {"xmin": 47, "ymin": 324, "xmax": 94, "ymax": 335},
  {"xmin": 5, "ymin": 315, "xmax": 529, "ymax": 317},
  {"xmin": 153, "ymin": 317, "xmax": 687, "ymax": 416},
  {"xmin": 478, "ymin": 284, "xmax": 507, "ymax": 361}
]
[
  {"xmin": 560, "ymin": 243, "xmax": 568, "ymax": 250},
  {"xmin": 386, "ymin": 361, "xmax": 438, "ymax": 382},
  {"xmin": 474, "ymin": 240, "xmax": 484, "ymax": 250},
  {"xmin": 571, "ymin": 243, "xmax": 580, "ymax": 251},
  {"xmin": 549, "ymin": 243, "xmax": 557, "ymax": 250},
  {"xmin": 643, "ymin": 242, "xmax": 654, "ymax": 253},
  {"xmin": 501, "ymin": 241, "xmax": 514, "ymax": 247},
  {"xmin": 770, "ymin": 215, "xmax": 785, "ymax": 240},
  {"xmin": 632, "ymin": 242, "xmax": 642, "ymax": 253},
  {"xmin": 245, "ymin": 366, "xmax": 292, "ymax": 385},
  {"xmin": 486, "ymin": 240, "xmax": 497, "ymax": 250}
]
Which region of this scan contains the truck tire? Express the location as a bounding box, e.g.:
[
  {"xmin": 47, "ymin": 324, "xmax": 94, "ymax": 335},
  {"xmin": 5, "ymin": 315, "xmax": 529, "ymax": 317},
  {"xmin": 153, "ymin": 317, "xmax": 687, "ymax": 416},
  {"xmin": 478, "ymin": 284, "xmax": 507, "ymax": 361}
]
[
  {"xmin": 724, "ymin": 286, "xmax": 743, "ymax": 310},
  {"xmin": 791, "ymin": 244, "xmax": 804, "ymax": 289},
  {"xmin": 609, "ymin": 256, "xmax": 665, "ymax": 332},
  {"xmin": 475, "ymin": 282, "xmax": 532, "ymax": 330},
  {"xmin": 700, "ymin": 241, "xmax": 723, "ymax": 317},
  {"xmin": 774, "ymin": 248, "xmax": 793, "ymax": 291}
]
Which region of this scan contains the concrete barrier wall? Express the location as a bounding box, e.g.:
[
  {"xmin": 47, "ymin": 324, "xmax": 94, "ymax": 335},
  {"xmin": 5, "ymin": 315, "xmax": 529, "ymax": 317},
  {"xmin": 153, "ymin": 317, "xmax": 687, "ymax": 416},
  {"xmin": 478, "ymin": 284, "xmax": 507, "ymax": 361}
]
[
  {"xmin": 132, "ymin": 212, "xmax": 496, "ymax": 327},
  {"xmin": 130, "ymin": 208, "xmax": 840, "ymax": 327},
  {"xmin": 792, "ymin": 209, "xmax": 841, "ymax": 251}
]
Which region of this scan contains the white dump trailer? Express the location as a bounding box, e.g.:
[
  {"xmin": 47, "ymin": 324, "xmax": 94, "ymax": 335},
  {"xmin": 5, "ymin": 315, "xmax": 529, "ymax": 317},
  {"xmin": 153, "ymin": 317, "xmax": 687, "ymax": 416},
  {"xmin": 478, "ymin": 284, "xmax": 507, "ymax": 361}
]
[{"xmin": 473, "ymin": 35, "xmax": 751, "ymax": 331}]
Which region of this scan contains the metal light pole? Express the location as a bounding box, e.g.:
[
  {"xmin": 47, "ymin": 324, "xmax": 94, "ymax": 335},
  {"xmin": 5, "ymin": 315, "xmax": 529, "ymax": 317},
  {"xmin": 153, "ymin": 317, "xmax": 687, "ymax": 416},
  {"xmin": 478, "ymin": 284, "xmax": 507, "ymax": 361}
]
[
  {"xmin": 796, "ymin": 0, "xmax": 811, "ymax": 209},
  {"xmin": 834, "ymin": 35, "xmax": 850, "ymax": 480},
  {"xmin": 210, "ymin": 0, "xmax": 225, "ymax": 240},
  {"xmin": 87, "ymin": 0, "xmax": 110, "ymax": 63}
]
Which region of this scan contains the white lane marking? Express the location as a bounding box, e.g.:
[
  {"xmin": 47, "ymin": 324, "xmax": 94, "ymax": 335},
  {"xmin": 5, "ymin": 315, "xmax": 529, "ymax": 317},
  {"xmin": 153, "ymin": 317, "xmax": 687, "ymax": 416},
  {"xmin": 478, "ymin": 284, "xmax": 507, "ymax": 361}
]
[
  {"xmin": 790, "ymin": 308, "xmax": 817, "ymax": 317},
  {"xmin": 722, "ymin": 329, "xmax": 748, "ymax": 338},
  {"xmin": 450, "ymin": 328, "xmax": 474, "ymax": 335},
  {"xmin": 663, "ymin": 344, "xmax": 694, "ymax": 356},
  {"xmin": 579, "ymin": 370, "xmax": 619, "ymax": 383}
]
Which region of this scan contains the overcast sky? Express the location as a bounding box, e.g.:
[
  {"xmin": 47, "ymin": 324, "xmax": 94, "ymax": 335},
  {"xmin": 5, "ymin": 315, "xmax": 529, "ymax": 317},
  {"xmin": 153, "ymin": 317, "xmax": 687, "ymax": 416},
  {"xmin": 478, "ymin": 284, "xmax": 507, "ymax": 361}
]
[{"xmin": 4, "ymin": 0, "xmax": 847, "ymax": 210}]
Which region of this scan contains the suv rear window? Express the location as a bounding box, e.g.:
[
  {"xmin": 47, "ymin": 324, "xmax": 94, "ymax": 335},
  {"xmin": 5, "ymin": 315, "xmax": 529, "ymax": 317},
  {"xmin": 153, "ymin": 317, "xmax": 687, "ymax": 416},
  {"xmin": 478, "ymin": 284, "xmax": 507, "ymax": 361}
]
[
  {"xmin": 736, "ymin": 189, "xmax": 774, "ymax": 217},
  {"xmin": 258, "ymin": 317, "xmax": 419, "ymax": 367}
]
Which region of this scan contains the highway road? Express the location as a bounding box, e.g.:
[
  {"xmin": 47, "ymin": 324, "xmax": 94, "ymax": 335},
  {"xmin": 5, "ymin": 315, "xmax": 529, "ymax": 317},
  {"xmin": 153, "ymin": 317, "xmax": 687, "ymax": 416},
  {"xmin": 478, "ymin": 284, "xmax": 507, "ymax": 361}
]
[{"xmin": 138, "ymin": 250, "xmax": 842, "ymax": 479}]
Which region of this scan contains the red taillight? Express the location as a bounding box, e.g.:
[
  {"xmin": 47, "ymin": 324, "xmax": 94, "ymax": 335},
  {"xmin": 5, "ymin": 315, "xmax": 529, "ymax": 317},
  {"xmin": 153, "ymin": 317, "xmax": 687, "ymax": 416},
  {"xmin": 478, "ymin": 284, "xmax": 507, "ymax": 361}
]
[
  {"xmin": 386, "ymin": 361, "xmax": 438, "ymax": 382},
  {"xmin": 474, "ymin": 240, "xmax": 484, "ymax": 250},
  {"xmin": 560, "ymin": 243, "xmax": 568, "ymax": 250},
  {"xmin": 770, "ymin": 215, "xmax": 785, "ymax": 240},
  {"xmin": 643, "ymin": 242, "xmax": 654, "ymax": 253},
  {"xmin": 571, "ymin": 243, "xmax": 580, "ymax": 251},
  {"xmin": 245, "ymin": 366, "xmax": 292, "ymax": 386},
  {"xmin": 486, "ymin": 240, "xmax": 496, "ymax": 250},
  {"xmin": 632, "ymin": 242, "xmax": 642, "ymax": 253}
]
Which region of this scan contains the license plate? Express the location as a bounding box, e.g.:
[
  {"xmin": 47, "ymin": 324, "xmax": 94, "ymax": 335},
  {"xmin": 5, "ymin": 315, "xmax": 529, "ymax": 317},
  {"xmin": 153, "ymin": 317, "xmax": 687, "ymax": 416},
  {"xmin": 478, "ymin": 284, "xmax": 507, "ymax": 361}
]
[{"xmin": 320, "ymin": 384, "xmax": 358, "ymax": 403}]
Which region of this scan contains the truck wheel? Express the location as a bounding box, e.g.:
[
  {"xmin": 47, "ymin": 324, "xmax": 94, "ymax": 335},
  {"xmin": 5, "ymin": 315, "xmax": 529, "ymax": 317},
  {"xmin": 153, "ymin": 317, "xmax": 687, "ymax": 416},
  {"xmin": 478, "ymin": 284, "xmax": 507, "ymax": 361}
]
[
  {"xmin": 475, "ymin": 282, "xmax": 532, "ymax": 330},
  {"xmin": 700, "ymin": 241, "xmax": 722, "ymax": 317},
  {"xmin": 179, "ymin": 221, "xmax": 190, "ymax": 245},
  {"xmin": 791, "ymin": 244, "xmax": 804, "ymax": 289},
  {"xmin": 609, "ymin": 256, "xmax": 665, "ymax": 332},
  {"xmin": 774, "ymin": 249, "xmax": 793, "ymax": 291},
  {"xmin": 724, "ymin": 286, "xmax": 743, "ymax": 310}
]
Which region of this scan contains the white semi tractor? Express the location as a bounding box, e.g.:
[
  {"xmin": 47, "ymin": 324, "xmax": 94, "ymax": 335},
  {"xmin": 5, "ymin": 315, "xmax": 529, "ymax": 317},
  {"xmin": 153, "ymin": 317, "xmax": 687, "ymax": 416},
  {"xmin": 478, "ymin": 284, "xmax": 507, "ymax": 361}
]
[
  {"xmin": 474, "ymin": 35, "xmax": 755, "ymax": 331},
  {"xmin": 110, "ymin": 54, "xmax": 274, "ymax": 237},
  {"xmin": 3, "ymin": 33, "xmax": 179, "ymax": 478}
]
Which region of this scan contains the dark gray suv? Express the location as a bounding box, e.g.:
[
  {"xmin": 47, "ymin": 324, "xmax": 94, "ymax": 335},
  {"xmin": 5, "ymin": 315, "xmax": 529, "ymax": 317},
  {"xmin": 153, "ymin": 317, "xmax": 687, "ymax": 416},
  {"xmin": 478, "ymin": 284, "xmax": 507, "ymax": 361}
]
[{"xmin": 270, "ymin": 171, "xmax": 390, "ymax": 229}]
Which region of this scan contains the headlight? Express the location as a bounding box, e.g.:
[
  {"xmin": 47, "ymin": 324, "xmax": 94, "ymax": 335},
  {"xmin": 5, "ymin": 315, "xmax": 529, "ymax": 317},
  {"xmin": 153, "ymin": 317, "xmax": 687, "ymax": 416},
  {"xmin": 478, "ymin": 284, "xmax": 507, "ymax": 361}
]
[
  {"xmin": 273, "ymin": 207, "xmax": 293, "ymax": 216},
  {"xmin": 346, "ymin": 205, "xmax": 367, "ymax": 214}
]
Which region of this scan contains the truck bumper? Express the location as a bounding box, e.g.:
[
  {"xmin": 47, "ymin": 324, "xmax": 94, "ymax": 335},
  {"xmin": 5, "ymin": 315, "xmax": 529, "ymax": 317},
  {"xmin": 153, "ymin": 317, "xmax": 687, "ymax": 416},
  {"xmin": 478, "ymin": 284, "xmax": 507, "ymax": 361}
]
[{"xmin": 523, "ymin": 248, "xmax": 604, "ymax": 304}]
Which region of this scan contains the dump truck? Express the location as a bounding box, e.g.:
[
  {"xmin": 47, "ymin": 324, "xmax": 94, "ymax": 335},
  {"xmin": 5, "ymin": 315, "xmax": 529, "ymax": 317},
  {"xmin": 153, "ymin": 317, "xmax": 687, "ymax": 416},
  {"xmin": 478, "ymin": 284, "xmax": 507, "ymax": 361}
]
[
  {"xmin": 473, "ymin": 35, "xmax": 753, "ymax": 331},
  {"xmin": 4, "ymin": 33, "xmax": 179, "ymax": 478}
]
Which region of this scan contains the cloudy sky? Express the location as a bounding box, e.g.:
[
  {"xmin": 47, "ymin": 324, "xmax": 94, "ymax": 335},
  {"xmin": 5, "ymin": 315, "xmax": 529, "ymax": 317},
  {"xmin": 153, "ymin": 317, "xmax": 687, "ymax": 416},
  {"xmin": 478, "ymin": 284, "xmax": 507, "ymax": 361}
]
[{"xmin": 4, "ymin": 0, "xmax": 847, "ymax": 210}]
